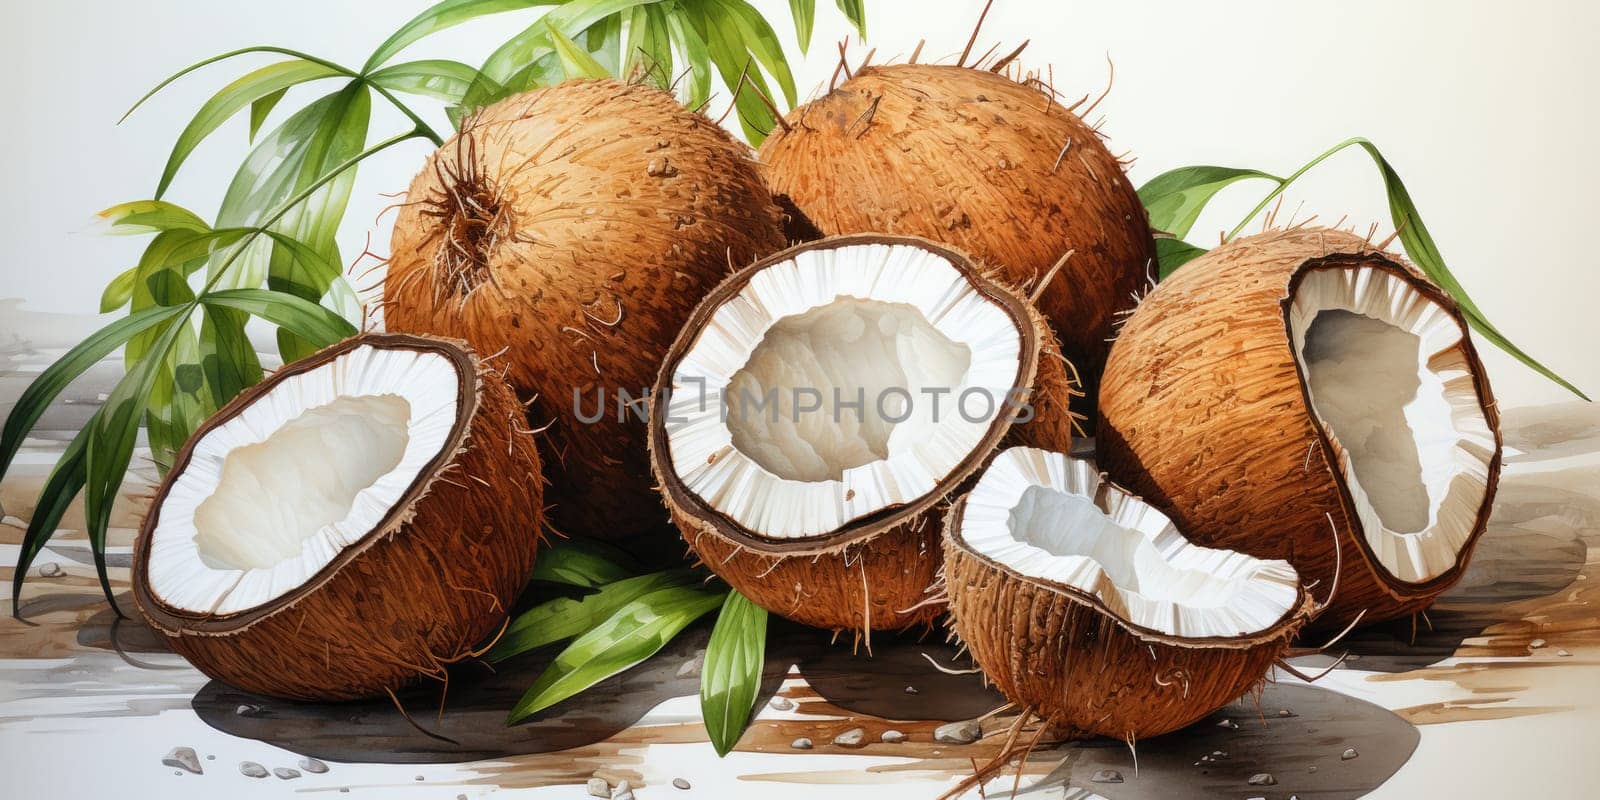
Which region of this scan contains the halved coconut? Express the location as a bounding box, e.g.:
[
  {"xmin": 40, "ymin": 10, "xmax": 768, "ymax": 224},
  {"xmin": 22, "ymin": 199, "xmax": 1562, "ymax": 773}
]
[
  {"xmin": 943, "ymin": 447, "xmax": 1313, "ymax": 740},
  {"xmin": 132, "ymin": 333, "xmax": 544, "ymax": 701},
  {"xmin": 1098, "ymin": 227, "xmax": 1501, "ymax": 631},
  {"xmin": 648, "ymin": 235, "xmax": 1076, "ymax": 633}
]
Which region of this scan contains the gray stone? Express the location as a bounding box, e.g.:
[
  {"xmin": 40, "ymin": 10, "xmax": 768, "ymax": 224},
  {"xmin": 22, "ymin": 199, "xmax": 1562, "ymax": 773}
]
[
  {"xmin": 38, "ymin": 562, "xmax": 63, "ymax": 578},
  {"xmin": 162, "ymin": 747, "xmax": 202, "ymax": 774},
  {"xmin": 234, "ymin": 703, "xmax": 262, "ymax": 717},
  {"xmin": 790, "ymin": 737, "xmax": 813, "ymax": 750},
  {"xmin": 274, "ymin": 767, "xmax": 301, "ymax": 780},
  {"xmin": 1247, "ymin": 773, "xmax": 1276, "ymax": 786},
  {"xmin": 1090, "ymin": 769, "xmax": 1124, "ymax": 784},
  {"xmin": 904, "ymin": 685, "xmax": 919, "ymax": 694},
  {"xmin": 298, "ymin": 757, "xmax": 329, "ymax": 774},
  {"xmin": 672, "ymin": 778, "xmax": 691, "ymax": 790},
  {"xmin": 934, "ymin": 718, "xmax": 982, "ymax": 745},
  {"xmin": 612, "ymin": 779, "xmax": 636, "ymax": 800},
  {"xmin": 1529, "ymin": 638, "xmax": 1548, "ymax": 649},
  {"xmin": 587, "ymin": 777, "xmax": 611, "ymax": 798},
  {"xmin": 880, "ymin": 729, "xmax": 907, "ymax": 744},
  {"xmin": 676, "ymin": 653, "xmax": 704, "ymax": 678},
  {"xmin": 1558, "ymin": 649, "xmax": 1573, "ymax": 657},
  {"xmin": 1342, "ymin": 747, "xmax": 1359, "ymax": 760},
  {"xmin": 768, "ymin": 696, "xmax": 794, "ymax": 711},
  {"xmin": 238, "ymin": 761, "xmax": 268, "ymax": 779},
  {"xmin": 1216, "ymin": 718, "xmax": 1239, "ymax": 729},
  {"xmin": 832, "ymin": 727, "xmax": 867, "ymax": 747},
  {"xmin": 1278, "ymin": 708, "xmax": 1295, "ymax": 717}
]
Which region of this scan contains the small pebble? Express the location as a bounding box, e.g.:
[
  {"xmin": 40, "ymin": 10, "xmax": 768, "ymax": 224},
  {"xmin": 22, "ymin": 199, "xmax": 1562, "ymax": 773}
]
[
  {"xmin": 613, "ymin": 779, "xmax": 636, "ymax": 800},
  {"xmin": 904, "ymin": 685, "xmax": 919, "ymax": 695},
  {"xmin": 1557, "ymin": 649, "xmax": 1573, "ymax": 657},
  {"xmin": 881, "ymin": 730, "xmax": 907, "ymax": 744},
  {"xmin": 1342, "ymin": 748, "xmax": 1359, "ymax": 760},
  {"xmin": 239, "ymin": 761, "xmax": 268, "ymax": 779},
  {"xmin": 274, "ymin": 768, "xmax": 301, "ymax": 780},
  {"xmin": 38, "ymin": 562, "xmax": 63, "ymax": 577},
  {"xmin": 235, "ymin": 703, "xmax": 263, "ymax": 717},
  {"xmin": 1278, "ymin": 708, "xmax": 1295, "ymax": 717},
  {"xmin": 1216, "ymin": 718, "xmax": 1239, "ymax": 730},
  {"xmin": 1212, "ymin": 750, "xmax": 1227, "ymax": 758},
  {"xmin": 833, "ymin": 727, "xmax": 867, "ymax": 747},
  {"xmin": 1309, "ymin": 766, "xmax": 1319, "ymax": 773},
  {"xmin": 206, "ymin": 755, "xmax": 215, "ymax": 761},
  {"xmin": 934, "ymin": 719, "xmax": 983, "ymax": 745},
  {"xmin": 298, "ymin": 757, "xmax": 329, "ymax": 774},
  {"xmin": 768, "ymin": 696, "xmax": 794, "ymax": 711},
  {"xmin": 1529, "ymin": 638, "xmax": 1547, "ymax": 650},
  {"xmin": 1090, "ymin": 769, "xmax": 1124, "ymax": 784},
  {"xmin": 174, "ymin": 771, "xmax": 183, "ymax": 776},
  {"xmin": 676, "ymin": 653, "xmax": 704, "ymax": 679},
  {"xmin": 672, "ymin": 778, "xmax": 691, "ymax": 790},
  {"xmin": 1248, "ymin": 773, "xmax": 1276, "ymax": 786},
  {"xmin": 162, "ymin": 746, "xmax": 202, "ymax": 775},
  {"xmin": 791, "ymin": 737, "xmax": 813, "ymax": 750},
  {"xmin": 587, "ymin": 777, "xmax": 611, "ymax": 798}
]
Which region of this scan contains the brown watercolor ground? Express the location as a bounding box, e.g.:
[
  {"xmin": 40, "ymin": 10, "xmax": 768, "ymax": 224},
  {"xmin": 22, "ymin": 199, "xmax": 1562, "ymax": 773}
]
[{"xmin": 3, "ymin": 400, "xmax": 1597, "ymax": 797}]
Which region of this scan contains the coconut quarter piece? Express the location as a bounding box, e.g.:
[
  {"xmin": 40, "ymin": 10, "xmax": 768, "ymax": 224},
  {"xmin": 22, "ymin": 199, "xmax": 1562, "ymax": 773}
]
[
  {"xmin": 1098, "ymin": 226, "xmax": 1501, "ymax": 631},
  {"xmin": 649, "ymin": 235, "xmax": 1076, "ymax": 633},
  {"xmin": 943, "ymin": 447, "xmax": 1313, "ymax": 740},
  {"xmin": 132, "ymin": 333, "xmax": 544, "ymax": 701}
]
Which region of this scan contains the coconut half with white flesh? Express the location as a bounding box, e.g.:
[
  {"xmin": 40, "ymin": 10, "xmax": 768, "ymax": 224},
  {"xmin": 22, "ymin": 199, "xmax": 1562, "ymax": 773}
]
[
  {"xmin": 648, "ymin": 235, "xmax": 1076, "ymax": 633},
  {"xmin": 943, "ymin": 447, "xmax": 1313, "ymax": 740},
  {"xmin": 132, "ymin": 333, "xmax": 544, "ymax": 701},
  {"xmin": 1098, "ymin": 227, "xmax": 1501, "ymax": 632}
]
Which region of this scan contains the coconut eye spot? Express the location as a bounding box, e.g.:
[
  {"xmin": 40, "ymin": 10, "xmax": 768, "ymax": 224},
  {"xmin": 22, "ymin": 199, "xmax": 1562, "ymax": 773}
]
[
  {"xmin": 192, "ymin": 395, "xmax": 411, "ymax": 571},
  {"xmin": 145, "ymin": 345, "xmax": 461, "ymax": 616},
  {"xmin": 957, "ymin": 448, "xmax": 1301, "ymax": 639},
  {"xmin": 1289, "ymin": 266, "xmax": 1495, "ymax": 583},
  {"xmin": 726, "ymin": 298, "xmax": 972, "ymax": 482}
]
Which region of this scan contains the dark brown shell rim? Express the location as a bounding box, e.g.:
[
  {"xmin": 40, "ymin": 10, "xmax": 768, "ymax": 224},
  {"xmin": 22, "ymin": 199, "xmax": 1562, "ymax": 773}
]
[
  {"xmin": 1279, "ymin": 252, "xmax": 1503, "ymax": 600},
  {"xmin": 944, "ymin": 493, "xmax": 1314, "ymax": 650},
  {"xmin": 131, "ymin": 332, "xmax": 480, "ymax": 636},
  {"xmin": 648, "ymin": 233, "xmax": 1044, "ymax": 557}
]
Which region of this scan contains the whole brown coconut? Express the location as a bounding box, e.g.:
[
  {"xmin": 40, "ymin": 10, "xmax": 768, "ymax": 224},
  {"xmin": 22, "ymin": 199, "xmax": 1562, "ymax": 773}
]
[
  {"xmin": 943, "ymin": 447, "xmax": 1314, "ymax": 741},
  {"xmin": 384, "ymin": 78, "xmax": 787, "ymax": 546},
  {"xmin": 132, "ymin": 333, "xmax": 543, "ymax": 701},
  {"xmin": 758, "ymin": 63, "xmax": 1157, "ymax": 423},
  {"xmin": 648, "ymin": 235, "xmax": 1076, "ymax": 635},
  {"xmin": 1098, "ymin": 227, "xmax": 1502, "ymax": 633}
]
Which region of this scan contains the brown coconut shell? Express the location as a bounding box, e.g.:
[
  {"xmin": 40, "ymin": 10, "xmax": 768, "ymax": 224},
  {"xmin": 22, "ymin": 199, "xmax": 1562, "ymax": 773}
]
[
  {"xmin": 384, "ymin": 78, "xmax": 786, "ymax": 548},
  {"xmin": 131, "ymin": 333, "xmax": 544, "ymax": 701},
  {"xmin": 758, "ymin": 64, "xmax": 1157, "ymax": 425},
  {"xmin": 1096, "ymin": 227, "xmax": 1503, "ymax": 632},
  {"xmin": 942, "ymin": 494, "xmax": 1315, "ymax": 741},
  {"xmin": 647, "ymin": 235, "xmax": 1077, "ymax": 634}
]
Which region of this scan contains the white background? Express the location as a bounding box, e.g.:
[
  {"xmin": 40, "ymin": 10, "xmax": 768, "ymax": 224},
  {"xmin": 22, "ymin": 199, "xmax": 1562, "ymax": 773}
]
[{"xmin": 3, "ymin": 0, "xmax": 1597, "ymax": 407}]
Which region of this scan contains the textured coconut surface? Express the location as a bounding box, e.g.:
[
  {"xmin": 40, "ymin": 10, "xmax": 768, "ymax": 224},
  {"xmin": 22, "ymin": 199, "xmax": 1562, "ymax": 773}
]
[{"xmin": 3, "ymin": 306, "xmax": 1599, "ymax": 798}]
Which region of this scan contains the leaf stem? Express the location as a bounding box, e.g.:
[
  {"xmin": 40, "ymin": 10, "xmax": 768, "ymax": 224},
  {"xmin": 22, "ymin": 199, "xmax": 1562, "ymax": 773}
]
[{"xmin": 1226, "ymin": 136, "xmax": 1367, "ymax": 241}]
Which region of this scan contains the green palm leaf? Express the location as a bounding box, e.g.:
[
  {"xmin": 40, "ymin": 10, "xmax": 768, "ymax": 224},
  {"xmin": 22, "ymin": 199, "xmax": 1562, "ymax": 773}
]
[
  {"xmin": 367, "ymin": 59, "xmax": 482, "ymax": 104},
  {"xmin": 489, "ymin": 569, "xmax": 700, "ymax": 662},
  {"xmin": 11, "ymin": 424, "xmax": 92, "ymax": 613},
  {"xmin": 200, "ymin": 288, "xmax": 358, "ymax": 346},
  {"xmin": 365, "ymin": 0, "xmax": 557, "ymax": 73},
  {"xmin": 701, "ymin": 590, "xmax": 767, "ymax": 756}
]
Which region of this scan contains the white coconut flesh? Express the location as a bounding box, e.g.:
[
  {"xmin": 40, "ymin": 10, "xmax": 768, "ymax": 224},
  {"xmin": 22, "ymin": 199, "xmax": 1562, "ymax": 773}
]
[
  {"xmin": 1289, "ymin": 266, "xmax": 1496, "ymax": 583},
  {"xmin": 145, "ymin": 345, "xmax": 461, "ymax": 615},
  {"xmin": 957, "ymin": 447, "xmax": 1302, "ymax": 638},
  {"xmin": 664, "ymin": 242, "xmax": 1023, "ymax": 540}
]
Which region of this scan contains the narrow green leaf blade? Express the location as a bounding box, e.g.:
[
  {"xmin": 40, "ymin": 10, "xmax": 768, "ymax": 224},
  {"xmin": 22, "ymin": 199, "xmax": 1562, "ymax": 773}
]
[
  {"xmin": 624, "ymin": 5, "xmax": 674, "ymax": 87},
  {"xmin": 529, "ymin": 539, "xmax": 637, "ymax": 587},
  {"xmin": 1154, "ymin": 237, "xmax": 1207, "ymax": 279},
  {"xmin": 787, "ymin": 0, "xmax": 815, "ymax": 54},
  {"xmin": 834, "ymin": 0, "xmax": 866, "ymax": 38},
  {"xmin": 249, "ymin": 87, "xmax": 287, "ymax": 143},
  {"xmin": 0, "ymin": 305, "xmax": 186, "ymax": 480},
  {"xmin": 720, "ymin": 0, "xmax": 798, "ymax": 106},
  {"xmin": 96, "ymin": 200, "xmax": 211, "ymax": 236},
  {"xmin": 100, "ymin": 267, "xmax": 138, "ymax": 313},
  {"xmin": 201, "ymin": 288, "xmax": 356, "ymax": 347},
  {"xmin": 547, "ymin": 21, "xmax": 612, "ymax": 79},
  {"xmin": 1137, "ymin": 166, "xmax": 1281, "ymax": 240},
  {"xmin": 664, "ymin": 6, "xmax": 712, "ymax": 110},
  {"xmin": 367, "ymin": 59, "xmax": 481, "ymax": 104},
  {"xmin": 507, "ymin": 585, "xmax": 726, "ymax": 723},
  {"xmin": 365, "ymin": 0, "xmax": 555, "ymax": 73},
  {"xmin": 10, "ymin": 423, "xmax": 90, "ymax": 613},
  {"xmin": 156, "ymin": 59, "xmax": 343, "ymax": 198},
  {"xmin": 489, "ymin": 569, "xmax": 699, "ymax": 662},
  {"xmin": 701, "ymin": 590, "xmax": 767, "ymax": 757}
]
